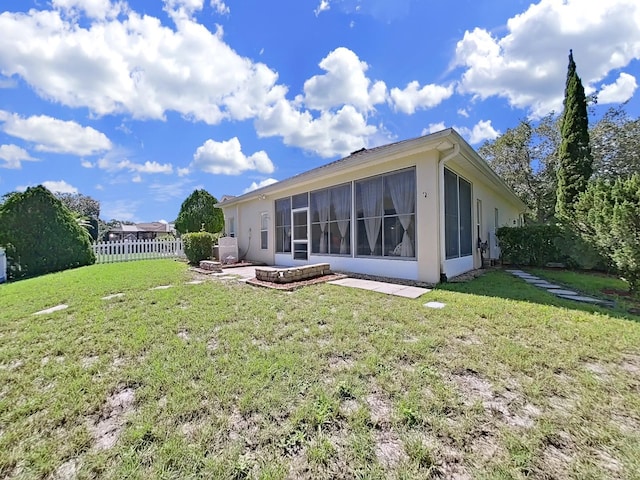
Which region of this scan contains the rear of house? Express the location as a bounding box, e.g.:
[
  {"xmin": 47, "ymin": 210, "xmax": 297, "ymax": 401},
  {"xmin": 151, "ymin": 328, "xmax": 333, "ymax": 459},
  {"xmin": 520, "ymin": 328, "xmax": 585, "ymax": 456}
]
[{"xmin": 217, "ymin": 129, "xmax": 525, "ymax": 284}]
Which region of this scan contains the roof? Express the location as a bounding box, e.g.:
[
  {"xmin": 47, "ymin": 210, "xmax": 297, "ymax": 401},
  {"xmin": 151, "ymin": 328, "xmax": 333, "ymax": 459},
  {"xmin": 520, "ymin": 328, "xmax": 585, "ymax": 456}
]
[
  {"xmin": 110, "ymin": 222, "xmax": 171, "ymax": 233},
  {"xmin": 216, "ymin": 128, "xmax": 526, "ymax": 211}
]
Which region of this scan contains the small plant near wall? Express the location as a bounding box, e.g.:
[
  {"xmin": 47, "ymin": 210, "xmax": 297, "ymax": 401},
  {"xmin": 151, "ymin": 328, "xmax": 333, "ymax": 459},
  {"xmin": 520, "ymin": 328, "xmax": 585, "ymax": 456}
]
[{"xmin": 182, "ymin": 232, "xmax": 215, "ymax": 264}]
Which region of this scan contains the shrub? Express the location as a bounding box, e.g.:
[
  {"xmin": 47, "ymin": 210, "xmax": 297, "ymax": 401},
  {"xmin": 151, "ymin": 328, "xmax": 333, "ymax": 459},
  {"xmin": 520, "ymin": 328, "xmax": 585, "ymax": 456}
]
[
  {"xmin": 0, "ymin": 186, "xmax": 95, "ymax": 280},
  {"xmin": 496, "ymin": 225, "xmax": 561, "ymax": 267},
  {"xmin": 182, "ymin": 232, "xmax": 215, "ymax": 264},
  {"xmin": 574, "ymin": 175, "xmax": 640, "ymax": 292},
  {"xmin": 175, "ymin": 189, "xmax": 223, "ymax": 234}
]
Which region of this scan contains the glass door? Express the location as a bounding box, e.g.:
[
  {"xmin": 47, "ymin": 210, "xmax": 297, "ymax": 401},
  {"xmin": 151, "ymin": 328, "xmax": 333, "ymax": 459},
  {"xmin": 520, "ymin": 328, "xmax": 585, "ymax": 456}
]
[{"xmin": 292, "ymin": 208, "xmax": 309, "ymax": 260}]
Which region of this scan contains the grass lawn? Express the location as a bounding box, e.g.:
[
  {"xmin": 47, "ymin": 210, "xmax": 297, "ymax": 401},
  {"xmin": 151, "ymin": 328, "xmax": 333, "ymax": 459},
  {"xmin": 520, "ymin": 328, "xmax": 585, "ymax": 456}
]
[{"xmin": 1, "ymin": 260, "xmax": 639, "ymax": 479}]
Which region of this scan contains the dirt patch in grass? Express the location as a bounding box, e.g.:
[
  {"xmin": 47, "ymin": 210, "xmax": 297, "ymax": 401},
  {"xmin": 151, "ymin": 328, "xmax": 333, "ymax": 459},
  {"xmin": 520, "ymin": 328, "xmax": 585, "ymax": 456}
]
[
  {"xmin": 53, "ymin": 458, "xmax": 79, "ymax": 480},
  {"xmin": 374, "ymin": 430, "xmax": 407, "ymax": 469},
  {"xmin": 365, "ymin": 393, "xmax": 393, "ymax": 426},
  {"xmin": 177, "ymin": 329, "xmax": 190, "ymax": 341},
  {"xmin": 451, "ymin": 371, "xmax": 540, "ymax": 428},
  {"xmin": 328, "ymin": 355, "xmax": 355, "ymax": 371},
  {"xmin": 89, "ymin": 386, "xmax": 136, "ymax": 451}
]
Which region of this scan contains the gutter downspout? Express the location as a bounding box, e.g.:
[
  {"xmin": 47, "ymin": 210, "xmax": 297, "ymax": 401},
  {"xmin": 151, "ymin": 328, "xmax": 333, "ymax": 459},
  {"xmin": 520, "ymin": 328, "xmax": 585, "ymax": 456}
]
[{"xmin": 437, "ymin": 143, "xmax": 460, "ymax": 282}]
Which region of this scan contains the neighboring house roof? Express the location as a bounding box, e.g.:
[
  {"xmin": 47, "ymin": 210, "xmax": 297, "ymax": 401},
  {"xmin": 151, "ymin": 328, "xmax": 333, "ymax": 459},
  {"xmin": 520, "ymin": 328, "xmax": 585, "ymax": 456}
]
[
  {"xmin": 109, "ymin": 222, "xmax": 172, "ymax": 233},
  {"xmin": 216, "ymin": 128, "xmax": 526, "ymax": 211}
]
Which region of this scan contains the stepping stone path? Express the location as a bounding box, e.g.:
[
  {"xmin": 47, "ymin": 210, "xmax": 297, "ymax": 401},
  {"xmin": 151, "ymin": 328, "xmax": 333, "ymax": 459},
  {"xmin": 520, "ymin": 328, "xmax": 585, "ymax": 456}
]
[
  {"xmin": 150, "ymin": 285, "xmax": 172, "ymax": 290},
  {"xmin": 506, "ymin": 269, "xmax": 613, "ymax": 307},
  {"xmin": 33, "ymin": 304, "xmax": 68, "ymax": 315},
  {"xmin": 424, "ymin": 301, "xmax": 446, "ymax": 309},
  {"xmin": 102, "ymin": 293, "xmax": 125, "ymax": 300}
]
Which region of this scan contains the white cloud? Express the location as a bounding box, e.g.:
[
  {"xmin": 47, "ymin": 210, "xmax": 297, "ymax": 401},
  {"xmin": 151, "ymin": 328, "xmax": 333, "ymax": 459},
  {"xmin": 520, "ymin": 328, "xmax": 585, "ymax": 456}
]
[
  {"xmin": 52, "ymin": 0, "xmax": 125, "ymax": 19},
  {"xmin": 457, "ymin": 120, "xmax": 500, "ymax": 145},
  {"xmin": 81, "ymin": 160, "xmax": 94, "ymax": 168},
  {"xmin": 255, "ymin": 102, "xmax": 376, "ymax": 158},
  {"xmin": 0, "ymin": 7, "xmax": 389, "ymax": 158},
  {"xmin": 243, "ymin": 178, "xmax": 279, "ymax": 194},
  {"xmin": 147, "ymin": 179, "xmax": 193, "ymax": 202},
  {"xmin": 598, "ymin": 73, "xmax": 638, "ymax": 104},
  {"xmin": 420, "ymin": 120, "xmax": 499, "ymax": 145},
  {"xmin": 421, "ymin": 122, "xmax": 447, "ymax": 136},
  {"xmin": 454, "ymin": 0, "xmax": 640, "ymax": 117},
  {"xmin": 389, "ymin": 81, "xmax": 454, "ymax": 114},
  {"xmin": 0, "ymin": 111, "xmax": 111, "ymax": 156},
  {"xmin": 457, "ymin": 108, "xmax": 469, "ymax": 118},
  {"xmin": 210, "ymin": 0, "xmax": 230, "ymax": 15},
  {"xmin": 43, "ymin": 180, "xmax": 78, "ymax": 194},
  {"xmin": 0, "ymin": 8, "xmax": 281, "ymax": 125},
  {"xmin": 96, "ymin": 151, "xmax": 173, "ymax": 174},
  {"xmin": 132, "ymin": 174, "xmax": 142, "ymax": 183},
  {"xmin": 192, "ymin": 137, "xmax": 275, "ymax": 175},
  {"xmin": 0, "ymin": 144, "xmax": 37, "ymax": 169},
  {"xmin": 303, "ymin": 48, "xmax": 387, "ymax": 113},
  {"xmin": 314, "ymin": 0, "xmax": 330, "ymax": 17},
  {"xmin": 177, "ymin": 167, "xmax": 190, "ymax": 177}
]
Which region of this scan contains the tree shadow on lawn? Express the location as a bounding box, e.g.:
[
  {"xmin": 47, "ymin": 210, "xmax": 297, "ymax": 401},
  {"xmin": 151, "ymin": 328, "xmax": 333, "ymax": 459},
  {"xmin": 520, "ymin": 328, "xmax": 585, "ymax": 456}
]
[{"xmin": 437, "ymin": 269, "xmax": 640, "ymax": 323}]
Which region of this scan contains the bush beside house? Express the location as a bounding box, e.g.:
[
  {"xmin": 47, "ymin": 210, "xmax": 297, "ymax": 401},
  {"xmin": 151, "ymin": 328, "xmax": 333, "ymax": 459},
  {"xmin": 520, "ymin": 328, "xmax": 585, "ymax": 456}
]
[{"xmin": 182, "ymin": 232, "xmax": 215, "ymax": 264}]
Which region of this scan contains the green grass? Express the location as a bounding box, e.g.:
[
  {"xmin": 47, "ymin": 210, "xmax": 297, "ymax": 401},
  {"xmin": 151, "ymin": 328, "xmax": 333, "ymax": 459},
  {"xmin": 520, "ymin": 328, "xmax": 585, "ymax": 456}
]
[{"xmin": 1, "ymin": 260, "xmax": 639, "ymax": 479}]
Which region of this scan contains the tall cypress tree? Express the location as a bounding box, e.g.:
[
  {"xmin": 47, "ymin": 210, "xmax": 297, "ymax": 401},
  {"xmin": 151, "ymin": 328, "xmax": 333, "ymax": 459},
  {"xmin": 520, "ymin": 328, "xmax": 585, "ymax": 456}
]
[{"xmin": 556, "ymin": 50, "xmax": 593, "ymax": 218}]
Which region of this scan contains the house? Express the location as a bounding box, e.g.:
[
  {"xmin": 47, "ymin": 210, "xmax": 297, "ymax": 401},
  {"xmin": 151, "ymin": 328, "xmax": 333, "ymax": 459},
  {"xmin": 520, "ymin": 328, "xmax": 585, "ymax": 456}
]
[
  {"xmin": 216, "ymin": 129, "xmax": 526, "ymax": 283},
  {"xmin": 108, "ymin": 222, "xmax": 174, "ymax": 241}
]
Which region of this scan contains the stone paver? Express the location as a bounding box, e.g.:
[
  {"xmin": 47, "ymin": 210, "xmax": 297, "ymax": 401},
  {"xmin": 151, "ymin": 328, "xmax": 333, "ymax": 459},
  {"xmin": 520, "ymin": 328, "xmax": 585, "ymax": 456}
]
[
  {"xmin": 185, "ymin": 280, "xmax": 204, "ymax": 285},
  {"xmin": 507, "ymin": 270, "xmax": 611, "ymax": 306},
  {"xmin": 546, "ymin": 288, "xmax": 578, "ymax": 296},
  {"xmin": 102, "ymin": 293, "xmax": 124, "ymax": 300},
  {"xmin": 150, "ymin": 285, "xmax": 173, "ymax": 290},
  {"xmin": 328, "ymin": 278, "xmax": 430, "ymax": 299},
  {"xmin": 34, "ymin": 304, "xmax": 68, "ymax": 315},
  {"xmin": 424, "ymin": 301, "xmax": 446, "ymax": 309}
]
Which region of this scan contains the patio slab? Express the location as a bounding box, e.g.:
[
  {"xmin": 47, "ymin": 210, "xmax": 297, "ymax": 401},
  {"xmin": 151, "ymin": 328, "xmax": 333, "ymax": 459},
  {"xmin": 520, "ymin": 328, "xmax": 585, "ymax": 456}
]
[
  {"xmin": 547, "ymin": 288, "xmax": 579, "ymax": 296},
  {"xmin": 328, "ymin": 278, "xmax": 430, "ymax": 299},
  {"xmin": 424, "ymin": 301, "xmax": 446, "ymax": 309}
]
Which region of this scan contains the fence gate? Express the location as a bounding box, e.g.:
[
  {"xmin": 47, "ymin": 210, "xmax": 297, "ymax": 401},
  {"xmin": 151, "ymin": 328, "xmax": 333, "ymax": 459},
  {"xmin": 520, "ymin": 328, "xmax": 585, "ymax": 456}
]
[{"xmin": 93, "ymin": 238, "xmax": 185, "ymax": 264}]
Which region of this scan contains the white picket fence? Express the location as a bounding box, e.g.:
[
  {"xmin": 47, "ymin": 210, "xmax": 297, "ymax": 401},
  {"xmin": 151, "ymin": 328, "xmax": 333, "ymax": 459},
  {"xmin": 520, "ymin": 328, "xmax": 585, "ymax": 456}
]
[
  {"xmin": 93, "ymin": 238, "xmax": 185, "ymax": 264},
  {"xmin": 0, "ymin": 247, "xmax": 6, "ymax": 283}
]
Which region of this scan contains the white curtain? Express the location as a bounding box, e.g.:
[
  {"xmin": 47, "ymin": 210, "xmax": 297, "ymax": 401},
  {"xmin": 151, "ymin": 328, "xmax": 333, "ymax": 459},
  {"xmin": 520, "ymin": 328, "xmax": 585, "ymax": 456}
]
[
  {"xmin": 387, "ymin": 171, "xmax": 415, "ymax": 257},
  {"xmin": 360, "ymin": 179, "xmax": 383, "ymax": 255},
  {"xmin": 332, "ymin": 186, "xmax": 351, "ymax": 254},
  {"xmin": 314, "ymin": 190, "xmax": 330, "ymax": 253}
]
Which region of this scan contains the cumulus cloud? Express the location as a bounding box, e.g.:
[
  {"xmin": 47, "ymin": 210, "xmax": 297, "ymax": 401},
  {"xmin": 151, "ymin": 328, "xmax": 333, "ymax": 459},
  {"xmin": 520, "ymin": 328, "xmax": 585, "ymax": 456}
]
[
  {"xmin": 454, "ymin": 0, "xmax": 640, "ymax": 117},
  {"xmin": 303, "ymin": 48, "xmax": 387, "ymax": 113},
  {"xmin": 192, "ymin": 137, "xmax": 275, "ymax": 175},
  {"xmin": 256, "ymin": 102, "xmax": 375, "ymax": 158},
  {"xmin": 42, "ymin": 180, "xmax": 78, "ymax": 194},
  {"xmin": 102, "ymin": 199, "xmax": 141, "ymax": 221},
  {"xmin": 456, "ymin": 120, "xmax": 500, "ymax": 145},
  {"xmin": 243, "ymin": 178, "xmax": 279, "ymax": 194},
  {"xmin": 421, "ymin": 120, "xmax": 499, "ymax": 145},
  {"xmin": 598, "ymin": 73, "xmax": 638, "ymax": 104},
  {"xmin": 0, "ymin": 144, "xmax": 37, "ymax": 169},
  {"xmin": 0, "ymin": 111, "xmax": 111, "ymax": 156},
  {"xmin": 390, "ymin": 81, "xmax": 454, "ymax": 114}
]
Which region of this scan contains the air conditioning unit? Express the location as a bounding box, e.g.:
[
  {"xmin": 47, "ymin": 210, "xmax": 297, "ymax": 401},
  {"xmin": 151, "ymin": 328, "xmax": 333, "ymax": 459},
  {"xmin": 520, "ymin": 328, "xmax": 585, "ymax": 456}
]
[
  {"xmin": 488, "ymin": 230, "xmax": 500, "ymax": 260},
  {"xmin": 218, "ymin": 236, "xmax": 239, "ymax": 264}
]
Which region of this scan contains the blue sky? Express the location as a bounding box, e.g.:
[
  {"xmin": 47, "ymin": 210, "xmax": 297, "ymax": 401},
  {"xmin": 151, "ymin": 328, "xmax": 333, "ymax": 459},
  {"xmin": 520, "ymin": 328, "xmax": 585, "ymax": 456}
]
[{"xmin": 1, "ymin": 0, "xmax": 639, "ymax": 222}]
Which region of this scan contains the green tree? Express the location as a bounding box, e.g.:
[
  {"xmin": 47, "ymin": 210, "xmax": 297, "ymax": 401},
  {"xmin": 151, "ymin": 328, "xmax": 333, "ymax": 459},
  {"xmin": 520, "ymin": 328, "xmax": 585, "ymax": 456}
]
[
  {"xmin": 556, "ymin": 50, "xmax": 593, "ymax": 218},
  {"xmin": 574, "ymin": 175, "xmax": 640, "ymax": 292},
  {"xmin": 56, "ymin": 192, "xmax": 101, "ymax": 241},
  {"xmin": 479, "ymin": 114, "xmax": 560, "ymax": 223},
  {"xmin": 174, "ymin": 189, "xmax": 223, "ymax": 234},
  {"xmin": 0, "ymin": 186, "xmax": 95, "ymax": 280},
  {"xmin": 590, "ymin": 104, "xmax": 640, "ymax": 180}
]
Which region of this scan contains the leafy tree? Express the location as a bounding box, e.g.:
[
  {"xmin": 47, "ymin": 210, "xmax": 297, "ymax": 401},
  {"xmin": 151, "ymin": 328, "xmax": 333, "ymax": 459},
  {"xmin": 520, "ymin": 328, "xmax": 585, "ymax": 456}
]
[
  {"xmin": 590, "ymin": 104, "xmax": 640, "ymax": 180},
  {"xmin": 479, "ymin": 114, "xmax": 560, "ymax": 223},
  {"xmin": 574, "ymin": 175, "xmax": 640, "ymax": 292},
  {"xmin": 56, "ymin": 192, "xmax": 101, "ymax": 241},
  {"xmin": 175, "ymin": 189, "xmax": 223, "ymax": 234},
  {"xmin": 556, "ymin": 50, "xmax": 593, "ymax": 218},
  {"xmin": 0, "ymin": 186, "xmax": 95, "ymax": 280}
]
